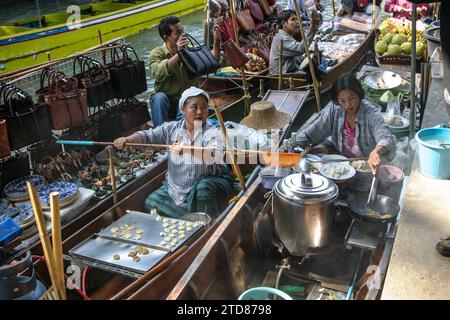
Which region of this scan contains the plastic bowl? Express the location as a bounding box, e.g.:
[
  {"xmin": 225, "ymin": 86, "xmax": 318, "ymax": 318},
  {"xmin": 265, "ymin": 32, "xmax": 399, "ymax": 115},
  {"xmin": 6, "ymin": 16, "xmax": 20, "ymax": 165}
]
[
  {"xmin": 415, "ymin": 128, "xmax": 450, "ymax": 179},
  {"xmin": 378, "ymin": 165, "xmax": 404, "ymax": 185}
]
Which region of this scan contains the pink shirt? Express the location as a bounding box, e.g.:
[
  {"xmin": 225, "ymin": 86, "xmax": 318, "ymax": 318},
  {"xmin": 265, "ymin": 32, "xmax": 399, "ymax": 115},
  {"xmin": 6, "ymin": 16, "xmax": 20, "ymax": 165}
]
[
  {"xmin": 384, "ymin": 0, "xmax": 429, "ymax": 20},
  {"xmin": 342, "ymin": 118, "xmax": 363, "ymax": 158}
]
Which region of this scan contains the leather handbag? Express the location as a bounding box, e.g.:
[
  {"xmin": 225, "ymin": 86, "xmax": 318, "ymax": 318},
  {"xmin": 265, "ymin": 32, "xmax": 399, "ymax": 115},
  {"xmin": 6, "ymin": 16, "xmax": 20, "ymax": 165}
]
[
  {"xmin": 178, "ymin": 33, "xmax": 221, "ymax": 79},
  {"xmin": 0, "ymin": 152, "xmax": 30, "ymax": 186},
  {"xmin": 91, "ymin": 103, "xmax": 121, "ymax": 142},
  {"xmin": 246, "ymin": 0, "xmax": 264, "ymax": 22},
  {"xmin": 37, "ymin": 70, "xmax": 89, "ymax": 130},
  {"xmin": 0, "ymin": 84, "xmax": 53, "ymax": 150},
  {"xmin": 117, "ymin": 98, "xmax": 151, "ymax": 133},
  {"xmin": 0, "ymin": 119, "xmax": 11, "ymax": 159},
  {"xmin": 221, "ymin": 39, "xmax": 249, "ymax": 68},
  {"xmin": 218, "ymin": 15, "xmax": 238, "ymax": 42},
  {"xmin": 107, "ymin": 45, "xmax": 148, "ymax": 99},
  {"xmin": 236, "ymin": 9, "xmax": 256, "ymax": 31},
  {"xmin": 73, "ymin": 55, "xmax": 113, "ymax": 107},
  {"xmin": 258, "ymin": 0, "xmax": 273, "ymax": 16}
]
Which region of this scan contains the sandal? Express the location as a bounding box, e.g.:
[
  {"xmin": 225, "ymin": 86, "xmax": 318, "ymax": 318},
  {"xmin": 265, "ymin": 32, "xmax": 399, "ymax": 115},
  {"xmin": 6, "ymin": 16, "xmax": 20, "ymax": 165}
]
[{"xmin": 436, "ymin": 237, "xmax": 450, "ymax": 257}]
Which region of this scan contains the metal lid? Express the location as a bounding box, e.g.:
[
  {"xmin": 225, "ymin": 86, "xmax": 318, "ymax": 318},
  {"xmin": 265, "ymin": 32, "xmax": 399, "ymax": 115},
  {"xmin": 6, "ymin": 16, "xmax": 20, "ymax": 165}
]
[{"xmin": 275, "ymin": 173, "xmax": 338, "ymax": 203}]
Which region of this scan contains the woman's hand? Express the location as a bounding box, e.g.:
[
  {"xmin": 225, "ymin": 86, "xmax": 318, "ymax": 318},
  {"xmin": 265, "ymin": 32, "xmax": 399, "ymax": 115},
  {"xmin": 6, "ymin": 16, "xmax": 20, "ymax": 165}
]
[
  {"xmin": 169, "ymin": 141, "xmax": 185, "ymax": 156},
  {"xmin": 113, "ymin": 137, "xmax": 128, "ymax": 150},
  {"xmin": 368, "ymin": 146, "xmax": 385, "ymax": 173}
]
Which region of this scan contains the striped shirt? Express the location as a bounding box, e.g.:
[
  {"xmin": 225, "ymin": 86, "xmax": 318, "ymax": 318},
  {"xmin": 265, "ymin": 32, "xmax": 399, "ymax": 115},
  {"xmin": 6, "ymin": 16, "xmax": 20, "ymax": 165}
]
[{"xmin": 136, "ymin": 120, "xmax": 229, "ymax": 205}]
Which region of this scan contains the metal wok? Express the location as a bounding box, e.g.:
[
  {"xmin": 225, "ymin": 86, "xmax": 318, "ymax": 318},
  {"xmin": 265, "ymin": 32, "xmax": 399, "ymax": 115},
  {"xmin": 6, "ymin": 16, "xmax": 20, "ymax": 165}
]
[{"xmin": 342, "ymin": 192, "xmax": 400, "ymax": 223}]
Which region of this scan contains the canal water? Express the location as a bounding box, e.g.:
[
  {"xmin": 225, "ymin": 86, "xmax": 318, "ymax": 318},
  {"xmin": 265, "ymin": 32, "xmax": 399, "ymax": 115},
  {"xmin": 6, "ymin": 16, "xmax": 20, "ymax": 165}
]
[{"xmin": 1, "ymin": 0, "xmax": 336, "ymax": 96}]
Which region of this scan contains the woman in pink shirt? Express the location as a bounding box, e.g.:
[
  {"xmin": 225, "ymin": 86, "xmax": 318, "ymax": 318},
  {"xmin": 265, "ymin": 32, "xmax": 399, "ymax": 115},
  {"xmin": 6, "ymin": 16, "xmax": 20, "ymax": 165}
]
[{"xmin": 384, "ymin": 0, "xmax": 430, "ymax": 20}]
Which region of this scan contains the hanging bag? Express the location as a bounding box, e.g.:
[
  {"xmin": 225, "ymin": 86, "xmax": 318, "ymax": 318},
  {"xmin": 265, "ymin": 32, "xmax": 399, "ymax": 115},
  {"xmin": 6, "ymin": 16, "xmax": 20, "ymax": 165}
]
[
  {"xmin": 39, "ymin": 71, "xmax": 89, "ymax": 130},
  {"xmin": 1, "ymin": 84, "xmax": 52, "ymax": 150},
  {"xmin": 0, "ymin": 119, "xmax": 11, "ymax": 159},
  {"xmin": 73, "ymin": 55, "xmax": 113, "ymax": 107},
  {"xmin": 178, "ymin": 34, "xmax": 221, "ymax": 79}
]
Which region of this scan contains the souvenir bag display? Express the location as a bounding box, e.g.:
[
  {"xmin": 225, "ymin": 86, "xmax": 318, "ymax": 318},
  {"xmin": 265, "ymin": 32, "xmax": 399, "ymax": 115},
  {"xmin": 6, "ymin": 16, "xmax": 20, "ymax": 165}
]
[
  {"xmin": 178, "ymin": 34, "xmax": 221, "ymax": 79},
  {"xmin": 258, "ymin": 0, "xmax": 273, "ymax": 16},
  {"xmin": 107, "ymin": 45, "xmax": 147, "ymax": 99},
  {"xmin": 36, "ymin": 68, "xmax": 89, "ymax": 130},
  {"xmin": 0, "ymin": 119, "xmax": 11, "ymax": 158},
  {"xmin": 216, "ymin": 24, "xmax": 249, "ymax": 68},
  {"xmin": 245, "ymin": 0, "xmax": 264, "ymax": 23},
  {"xmin": 116, "ymin": 98, "xmax": 151, "ymax": 133},
  {"xmin": 73, "ymin": 55, "xmax": 113, "ymax": 107},
  {"xmin": 0, "ymin": 84, "xmax": 52, "ymax": 150},
  {"xmin": 0, "ymin": 152, "xmax": 31, "ymax": 186},
  {"xmin": 90, "ymin": 103, "xmax": 121, "ymax": 142},
  {"xmin": 235, "ymin": 8, "xmax": 256, "ymax": 31},
  {"xmin": 217, "ymin": 12, "xmax": 238, "ymax": 42}
]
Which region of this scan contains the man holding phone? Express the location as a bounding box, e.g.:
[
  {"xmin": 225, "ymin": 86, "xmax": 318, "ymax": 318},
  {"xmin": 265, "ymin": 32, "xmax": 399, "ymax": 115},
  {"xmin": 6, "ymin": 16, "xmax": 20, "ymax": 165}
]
[{"xmin": 148, "ymin": 16, "xmax": 221, "ymax": 127}]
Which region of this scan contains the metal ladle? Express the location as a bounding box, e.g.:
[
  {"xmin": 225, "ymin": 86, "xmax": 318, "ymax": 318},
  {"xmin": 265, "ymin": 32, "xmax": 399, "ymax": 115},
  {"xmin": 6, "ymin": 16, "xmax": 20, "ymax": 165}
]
[{"xmin": 367, "ymin": 170, "xmax": 378, "ymax": 207}]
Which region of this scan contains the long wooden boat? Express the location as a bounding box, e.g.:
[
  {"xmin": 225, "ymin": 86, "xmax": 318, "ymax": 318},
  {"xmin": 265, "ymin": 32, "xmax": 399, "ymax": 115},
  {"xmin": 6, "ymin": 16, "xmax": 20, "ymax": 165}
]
[
  {"xmin": 31, "ymin": 89, "xmax": 311, "ymax": 300},
  {"xmin": 0, "ymin": 0, "xmax": 204, "ymax": 74},
  {"xmin": 202, "ymin": 30, "xmax": 375, "ymax": 94},
  {"xmin": 166, "ymin": 174, "xmax": 399, "ymax": 300}
]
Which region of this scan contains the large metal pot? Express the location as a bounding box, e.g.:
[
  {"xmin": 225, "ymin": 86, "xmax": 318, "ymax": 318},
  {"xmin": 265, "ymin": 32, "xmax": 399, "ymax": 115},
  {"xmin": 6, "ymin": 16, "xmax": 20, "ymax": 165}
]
[{"xmin": 273, "ymin": 173, "xmax": 339, "ymax": 256}]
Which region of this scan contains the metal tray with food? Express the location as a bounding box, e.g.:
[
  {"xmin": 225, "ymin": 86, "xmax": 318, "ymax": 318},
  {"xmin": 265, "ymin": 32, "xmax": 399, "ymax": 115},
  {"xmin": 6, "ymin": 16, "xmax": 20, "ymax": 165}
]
[
  {"xmin": 97, "ymin": 210, "xmax": 204, "ymax": 252},
  {"xmin": 69, "ymin": 235, "xmax": 168, "ymax": 276}
]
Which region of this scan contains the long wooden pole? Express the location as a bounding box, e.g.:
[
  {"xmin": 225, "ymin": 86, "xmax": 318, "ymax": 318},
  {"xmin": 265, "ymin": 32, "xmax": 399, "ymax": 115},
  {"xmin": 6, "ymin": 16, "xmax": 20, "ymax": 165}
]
[
  {"xmin": 228, "ymin": 0, "xmax": 251, "ymax": 115},
  {"xmin": 278, "ymin": 40, "xmax": 284, "ymax": 90},
  {"xmin": 292, "ymin": 1, "xmax": 322, "ymax": 111},
  {"xmin": 332, "ymin": 0, "xmax": 336, "ymax": 17},
  {"xmin": 212, "ymin": 104, "xmax": 247, "ymax": 191},
  {"xmin": 372, "ymin": 0, "xmax": 377, "ymax": 30},
  {"xmin": 27, "ymin": 182, "xmax": 63, "ymax": 300},
  {"xmin": 107, "ymin": 147, "xmax": 118, "ymax": 206},
  {"xmin": 50, "ymin": 192, "xmax": 66, "ymax": 300}
]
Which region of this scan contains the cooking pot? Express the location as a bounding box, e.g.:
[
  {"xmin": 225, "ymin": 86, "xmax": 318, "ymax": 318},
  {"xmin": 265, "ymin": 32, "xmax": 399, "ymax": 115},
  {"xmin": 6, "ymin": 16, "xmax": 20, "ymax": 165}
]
[{"xmin": 273, "ymin": 173, "xmax": 339, "ymax": 256}]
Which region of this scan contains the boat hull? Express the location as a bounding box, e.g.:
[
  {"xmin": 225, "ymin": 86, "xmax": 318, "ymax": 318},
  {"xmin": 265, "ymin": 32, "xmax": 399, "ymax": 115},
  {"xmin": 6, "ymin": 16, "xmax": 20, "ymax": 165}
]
[{"xmin": 0, "ymin": 0, "xmax": 204, "ymax": 74}]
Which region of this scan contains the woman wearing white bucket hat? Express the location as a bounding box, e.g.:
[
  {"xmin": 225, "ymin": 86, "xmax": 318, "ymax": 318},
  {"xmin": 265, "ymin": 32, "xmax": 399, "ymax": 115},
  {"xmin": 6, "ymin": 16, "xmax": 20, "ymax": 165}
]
[{"xmin": 114, "ymin": 87, "xmax": 235, "ymax": 218}]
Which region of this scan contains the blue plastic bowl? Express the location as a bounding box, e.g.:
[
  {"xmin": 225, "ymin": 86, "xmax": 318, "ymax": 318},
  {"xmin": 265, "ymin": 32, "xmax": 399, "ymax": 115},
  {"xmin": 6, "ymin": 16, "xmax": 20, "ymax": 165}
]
[{"xmin": 415, "ymin": 128, "xmax": 450, "ymax": 179}]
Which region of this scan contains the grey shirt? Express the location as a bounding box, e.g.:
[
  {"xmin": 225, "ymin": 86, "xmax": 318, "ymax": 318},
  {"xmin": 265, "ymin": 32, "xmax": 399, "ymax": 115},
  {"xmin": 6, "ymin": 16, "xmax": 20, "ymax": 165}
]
[
  {"xmin": 136, "ymin": 120, "xmax": 229, "ymax": 205},
  {"xmin": 295, "ymin": 99, "xmax": 397, "ymax": 161},
  {"xmin": 269, "ymin": 29, "xmax": 316, "ymax": 75}
]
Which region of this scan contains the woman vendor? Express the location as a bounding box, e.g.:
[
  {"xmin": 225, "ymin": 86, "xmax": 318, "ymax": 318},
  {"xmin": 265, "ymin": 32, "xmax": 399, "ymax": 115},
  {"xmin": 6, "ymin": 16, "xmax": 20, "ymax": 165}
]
[
  {"xmin": 295, "ymin": 73, "xmax": 397, "ymax": 172},
  {"xmin": 114, "ymin": 87, "xmax": 235, "ymax": 218}
]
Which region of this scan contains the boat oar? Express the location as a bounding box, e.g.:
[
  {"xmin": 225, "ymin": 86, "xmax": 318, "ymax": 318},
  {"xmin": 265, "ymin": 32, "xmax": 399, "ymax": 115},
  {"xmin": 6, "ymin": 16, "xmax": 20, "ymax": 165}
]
[
  {"xmin": 212, "ymin": 104, "xmax": 246, "ymax": 191},
  {"xmin": 27, "ymin": 182, "xmax": 64, "ymax": 300},
  {"xmin": 56, "ymin": 140, "xmax": 303, "ymax": 168}
]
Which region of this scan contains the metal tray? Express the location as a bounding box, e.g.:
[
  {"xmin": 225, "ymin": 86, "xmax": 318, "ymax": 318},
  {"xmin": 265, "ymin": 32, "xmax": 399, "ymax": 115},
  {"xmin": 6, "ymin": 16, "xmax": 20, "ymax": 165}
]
[
  {"xmin": 98, "ymin": 210, "xmax": 203, "ymax": 252},
  {"xmin": 68, "ymin": 210, "xmax": 205, "ymax": 276},
  {"xmin": 69, "ymin": 235, "xmax": 167, "ymax": 275}
]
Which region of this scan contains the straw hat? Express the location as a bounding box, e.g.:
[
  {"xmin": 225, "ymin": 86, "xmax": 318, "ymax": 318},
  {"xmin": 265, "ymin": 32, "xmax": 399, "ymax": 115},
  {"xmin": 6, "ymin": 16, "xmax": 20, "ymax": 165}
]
[{"xmin": 240, "ymin": 101, "xmax": 291, "ymax": 130}]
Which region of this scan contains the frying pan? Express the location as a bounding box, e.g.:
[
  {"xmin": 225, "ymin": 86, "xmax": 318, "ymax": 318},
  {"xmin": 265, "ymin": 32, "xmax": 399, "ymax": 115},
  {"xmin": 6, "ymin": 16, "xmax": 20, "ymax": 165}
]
[{"xmin": 343, "ymin": 192, "xmax": 400, "ymax": 224}]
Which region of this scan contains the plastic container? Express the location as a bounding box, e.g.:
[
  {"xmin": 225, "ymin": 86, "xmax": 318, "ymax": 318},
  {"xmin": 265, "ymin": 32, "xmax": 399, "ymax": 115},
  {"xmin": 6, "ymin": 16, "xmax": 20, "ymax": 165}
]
[
  {"xmin": 424, "ymin": 26, "xmax": 440, "ymax": 59},
  {"xmin": 0, "ymin": 217, "xmax": 23, "ymax": 245},
  {"xmin": 415, "ymin": 128, "xmax": 450, "ymax": 179},
  {"xmin": 238, "ymin": 287, "xmax": 293, "ymax": 300}
]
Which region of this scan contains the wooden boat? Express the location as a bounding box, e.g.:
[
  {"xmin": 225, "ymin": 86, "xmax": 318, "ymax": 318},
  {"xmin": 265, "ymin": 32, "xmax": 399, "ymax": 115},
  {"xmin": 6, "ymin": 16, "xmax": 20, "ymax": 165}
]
[
  {"xmin": 0, "ymin": 0, "xmax": 204, "ymax": 74},
  {"xmin": 30, "ymin": 89, "xmax": 311, "ymax": 300},
  {"xmin": 166, "ymin": 174, "xmax": 399, "ymax": 300},
  {"xmin": 202, "ymin": 30, "xmax": 375, "ymax": 94}
]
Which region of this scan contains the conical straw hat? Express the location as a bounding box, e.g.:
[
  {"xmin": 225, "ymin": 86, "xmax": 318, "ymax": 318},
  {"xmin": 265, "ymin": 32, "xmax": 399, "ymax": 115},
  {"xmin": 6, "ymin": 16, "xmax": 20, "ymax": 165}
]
[{"xmin": 240, "ymin": 101, "xmax": 291, "ymax": 130}]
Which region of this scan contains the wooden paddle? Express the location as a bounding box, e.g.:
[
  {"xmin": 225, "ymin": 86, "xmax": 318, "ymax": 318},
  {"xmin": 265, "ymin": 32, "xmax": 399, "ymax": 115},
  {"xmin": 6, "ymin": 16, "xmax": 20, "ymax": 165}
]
[{"xmin": 56, "ymin": 140, "xmax": 303, "ymax": 168}]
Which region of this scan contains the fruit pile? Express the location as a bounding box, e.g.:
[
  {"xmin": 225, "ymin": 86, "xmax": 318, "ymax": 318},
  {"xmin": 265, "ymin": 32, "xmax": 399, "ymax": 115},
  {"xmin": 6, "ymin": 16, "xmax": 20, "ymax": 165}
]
[{"xmin": 375, "ymin": 18, "xmax": 429, "ymax": 58}]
